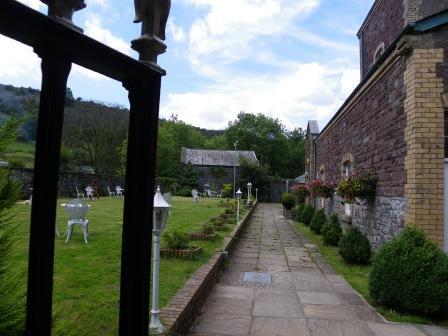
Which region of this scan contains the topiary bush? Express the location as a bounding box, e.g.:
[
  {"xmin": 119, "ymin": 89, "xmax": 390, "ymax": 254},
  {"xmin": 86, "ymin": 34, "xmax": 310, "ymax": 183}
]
[
  {"xmin": 294, "ymin": 204, "xmax": 305, "ymax": 222},
  {"xmin": 300, "ymin": 205, "xmax": 315, "ymax": 226},
  {"xmin": 281, "ymin": 193, "xmax": 296, "ymax": 210},
  {"xmin": 338, "ymin": 227, "xmax": 371, "ymax": 264},
  {"xmin": 369, "ymin": 227, "xmax": 448, "ymax": 315},
  {"xmin": 321, "ymin": 214, "xmax": 342, "ymax": 246},
  {"xmin": 310, "ymin": 209, "xmax": 327, "ymax": 234}
]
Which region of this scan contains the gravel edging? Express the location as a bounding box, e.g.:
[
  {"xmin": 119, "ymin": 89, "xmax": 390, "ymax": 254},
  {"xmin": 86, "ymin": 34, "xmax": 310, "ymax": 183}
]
[{"xmin": 160, "ymin": 202, "xmax": 258, "ymax": 335}]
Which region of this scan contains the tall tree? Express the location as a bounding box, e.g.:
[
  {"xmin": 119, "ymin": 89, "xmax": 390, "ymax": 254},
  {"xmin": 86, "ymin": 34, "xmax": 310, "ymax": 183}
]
[{"xmin": 225, "ymin": 112, "xmax": 290, "ymax": 177}]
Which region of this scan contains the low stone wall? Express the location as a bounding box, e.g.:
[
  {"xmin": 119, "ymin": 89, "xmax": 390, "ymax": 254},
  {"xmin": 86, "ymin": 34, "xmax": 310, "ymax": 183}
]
[
  {"xmin": 160, "ymin": 202, "xmax": 257, "ymax": 335},
  {"xmin": 9, "ymin": 168, "xmax": 124, "ymax": 198},
  {"xmin": 318, "ymin": 196, "xmax": 406, "ymax": 249}
]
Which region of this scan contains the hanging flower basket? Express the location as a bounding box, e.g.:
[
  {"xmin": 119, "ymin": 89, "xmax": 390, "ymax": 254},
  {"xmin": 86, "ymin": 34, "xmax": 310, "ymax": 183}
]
[
  {"xmin": 336, "ymin": 173, "xmax": 378, "ymax": 204},
  {"xmin": 309, "ymin": 179, "xmax": 336, "ymax": 198},
  {"xmin": 291, "ymin": 184, "xmax": 309, "ymax": 203}
]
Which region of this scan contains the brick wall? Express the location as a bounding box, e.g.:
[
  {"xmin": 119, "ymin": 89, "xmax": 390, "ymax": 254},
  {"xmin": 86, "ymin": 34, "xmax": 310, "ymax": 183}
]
[
  {"xmin": 404, "ymin": 47, "xmax": 445, "ymax": 247},
  {"xmin": 359, "ymin": 0, "xmax": 405, "ymax": 77}
]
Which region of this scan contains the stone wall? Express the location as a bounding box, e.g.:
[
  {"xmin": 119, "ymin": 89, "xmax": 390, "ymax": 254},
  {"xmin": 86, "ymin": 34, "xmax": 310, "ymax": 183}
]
[
  {"xmin": 10, "ymin": 168, "xmax": 124, "ymax": 198},
  {"xmin": 318, "ymin": 196, "xmax": 406, "ymax": 249},
  {"xmin": 194, "ymin": 166, "xmax": 236, "ymax": 190}
]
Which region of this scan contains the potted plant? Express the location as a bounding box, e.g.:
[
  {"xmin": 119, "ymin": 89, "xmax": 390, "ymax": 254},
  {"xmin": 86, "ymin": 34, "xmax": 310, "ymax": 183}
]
[
  {"xmin": 309, "ymin": 179, "xmax": 335, "ymax": 198},
  {"xmin": 161, "ymin": 231, "xmax": 202, "ymax": 258},
  {"xmin": 336, "ymin": 173, "xmax": 378, "ymax": 204},
  {"xmin": 281, "ymin": 193, "xmax": 296, "ymax": 218}
]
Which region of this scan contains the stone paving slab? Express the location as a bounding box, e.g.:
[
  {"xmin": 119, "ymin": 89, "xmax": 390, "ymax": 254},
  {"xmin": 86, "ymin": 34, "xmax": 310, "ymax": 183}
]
[{"xmin": 187, "ymin": 204, "xmax": 448, "ymax": 336}]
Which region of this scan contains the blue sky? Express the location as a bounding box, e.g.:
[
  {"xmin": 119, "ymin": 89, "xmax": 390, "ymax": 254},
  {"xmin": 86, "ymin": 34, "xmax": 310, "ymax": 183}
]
[{"xmin": 0, "ymin": 0, "xmax": 374, "ymax": 130}]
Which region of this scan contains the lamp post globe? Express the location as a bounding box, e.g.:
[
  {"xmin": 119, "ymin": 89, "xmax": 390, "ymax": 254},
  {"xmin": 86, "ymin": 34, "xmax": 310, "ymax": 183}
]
[{"xmin": 150, "ymin": 186, "xmax": 171, "ymax": 335}]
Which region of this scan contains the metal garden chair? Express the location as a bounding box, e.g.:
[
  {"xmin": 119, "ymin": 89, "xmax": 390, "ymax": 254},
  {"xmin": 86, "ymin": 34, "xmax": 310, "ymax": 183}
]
[
  {"xmin": 63, "ymin": 198, "xmax": 90, "ymax": 244},
  {"xmin": 107, "ymin": 186, "xmax": 116, "ymax": 197}
]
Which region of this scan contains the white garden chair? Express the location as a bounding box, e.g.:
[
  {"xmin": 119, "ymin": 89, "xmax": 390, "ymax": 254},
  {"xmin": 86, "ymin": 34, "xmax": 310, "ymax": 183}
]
[
  {"xmin": 107, "ymin": 186, "xmax": 116, "ymax": 197},
  {"xmin": 75, "ymin": 186, "xmax": 84, "ymax": 199},
  {"xmin": 85, "ymin": 186, "xmax": 94, "ymax": 200},
  {"xmin": 116, "ymin": 186, "xmax": 124, "ymax": 197},
  {"xmin": 63, "ymin": 198, "xmax": 90, "ymax": 244},
  {"xmin": 191, "ymin": 189, "xmax": 200, "ymax": 203}
]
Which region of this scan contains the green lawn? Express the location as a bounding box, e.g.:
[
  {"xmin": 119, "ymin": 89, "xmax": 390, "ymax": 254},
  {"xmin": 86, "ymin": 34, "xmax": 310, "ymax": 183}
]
[
  {"xmin": 294, "ymin": 221, "xmax": 448, "ymax": 328},
  {"xmin": 8, "ymin": 196, "xmax": 238, "ymax": 335}
]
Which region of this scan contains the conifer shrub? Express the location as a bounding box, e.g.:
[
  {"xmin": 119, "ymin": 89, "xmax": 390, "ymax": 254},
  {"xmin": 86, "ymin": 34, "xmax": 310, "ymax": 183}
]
[
  {"xmin": 294, "ymin": 204, "xmax": 305, "ymax": 222},
  {"xmin": 163, "ymin": 231, "xmax": 190, "ymax": 249},
  {"xmin": 300, "ymin": 205, "xmax": 315, "ymax": 226},
  {"xmin": 310, "ymin": 209, "xmax": 327, "ymax": 234},
  {"xmin": 369, "ymin": 227, "xmax": 448, "ymax": 315},
  {"xmin": 321, "ymin": 214, "xmax": 342, "ymax": 246},
  {"xmin": 338, "ymin": 227, "xmax": 371, "ymax": 264}
]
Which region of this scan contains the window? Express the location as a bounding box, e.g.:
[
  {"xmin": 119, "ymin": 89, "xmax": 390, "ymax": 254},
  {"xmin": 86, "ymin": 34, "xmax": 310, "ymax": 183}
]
[
  {"xmin": 373, "ymin": 42, "xmax": 385, "ymax": 63},
  {"xmin": 343, "ymin": 161, "xmax": 352, "ymax": 216}
]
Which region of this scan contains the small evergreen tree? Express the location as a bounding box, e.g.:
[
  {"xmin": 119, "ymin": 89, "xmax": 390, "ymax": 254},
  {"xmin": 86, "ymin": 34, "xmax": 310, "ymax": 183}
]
[{"xmin": 179, "ymin": 162, "xmax": 199, "ymax": 189}]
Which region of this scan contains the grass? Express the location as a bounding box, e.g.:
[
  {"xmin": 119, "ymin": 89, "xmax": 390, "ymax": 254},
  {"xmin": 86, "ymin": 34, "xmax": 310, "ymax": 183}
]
[
  {"xmin": 2, "ymin": 141, "xmax": 35, "ymax": 168},
  {"xmin": 8, "ymin": 196, "xmax": 240, "ymax": 335},
  {"xmin": 294, "ymin": 221, "xmax": 448, "ymax": 328}
]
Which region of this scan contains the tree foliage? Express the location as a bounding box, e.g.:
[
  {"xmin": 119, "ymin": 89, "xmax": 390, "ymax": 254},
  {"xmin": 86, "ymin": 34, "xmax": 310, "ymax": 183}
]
[
  {"xmin": 225, "ymin": 112, "xmax": 305, "ymax": 178},
  {"xmin": 237, "ymin": 157, "xmax": 272, "ymax": 202}
]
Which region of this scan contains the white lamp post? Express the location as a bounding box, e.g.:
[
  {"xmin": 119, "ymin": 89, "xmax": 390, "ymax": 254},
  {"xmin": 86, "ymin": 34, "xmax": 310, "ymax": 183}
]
[
  {"xmin": 236, "ymin": 188, "xmax": 242, "ymax": 223},
  {"xmin": 150, "ymin": 186, "xmax": 171, "ymax": 335},
  {"xmin": 233, "ymin": 140, "xmax": 238, "ymax": 198},
  {"xmin": 246, "ymin": 182, "xmax": 250, "ymax": 205},
  {"xmin": 286, "ymin": 180, "xmax": 289, "ymax": 193},
  {"xmin": 255, "ymin": 188, "xmax": 258, "ymax": 202}
]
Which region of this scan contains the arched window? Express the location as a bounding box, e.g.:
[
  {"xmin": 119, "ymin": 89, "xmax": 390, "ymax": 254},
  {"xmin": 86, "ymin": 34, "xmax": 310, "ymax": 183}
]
[
  {"xmin": 374, "ymin": 42, "xmax": 385, "ymax": 63},
  {"xmin": 342, "ymin": 160, "xmax": 352, "ymax": 216}
]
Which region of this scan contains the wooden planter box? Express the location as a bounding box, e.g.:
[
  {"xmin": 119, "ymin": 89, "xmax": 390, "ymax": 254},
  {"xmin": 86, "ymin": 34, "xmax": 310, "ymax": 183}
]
[
  {"xmin": 160, "ymin": 246, "xmax": 202, "ymax": 258},
  {"xmin": 189, "ymin": 232, "xmax": 217, "ymax": 241}
]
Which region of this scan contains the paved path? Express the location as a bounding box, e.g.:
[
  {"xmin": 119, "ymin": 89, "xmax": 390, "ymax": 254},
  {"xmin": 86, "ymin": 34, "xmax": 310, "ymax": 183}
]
[{"xmin": 188, "ymin": 204, "xmax": 447, "ymax": 336}]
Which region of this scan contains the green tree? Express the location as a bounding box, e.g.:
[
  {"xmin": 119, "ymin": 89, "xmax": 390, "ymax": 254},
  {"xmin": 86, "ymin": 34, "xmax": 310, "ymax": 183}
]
[
  {"xmin": 237, "ymin": 157, "xmax": 272, "ymax": 202},
  {"xmin": 0, "ymin": 118, "xmax": 25, "ymax": 335},
  {"xmin": 225, "ymin": 112, "xmax": 289, "ymax": 177},
  {"xmin": 205, "ymin": 135, "xmax": 228, "ymax": 150}
]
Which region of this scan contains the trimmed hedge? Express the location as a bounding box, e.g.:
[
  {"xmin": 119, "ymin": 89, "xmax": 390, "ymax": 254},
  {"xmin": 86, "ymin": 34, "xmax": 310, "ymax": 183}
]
[
  {"xmin": 294, "ymin": 204, "xmax": 305, "ymax": 222},
  {"xmin": 321, "ymin": 214, "xmax": 342, "ymax": 246},
  {"xmin": 369, "ymin": 227, "xmax": 448, "ymax": 315},
  {"xmin": 338, "ymin": 227, "xmax": 371, "ymax": 265},
  {"xmin": 300, "ymin": 205, "xmax": 315, "ymax": 226},
  {"xmin": 310, "ymin": 209, "xmax": 327, "ymax": 234}
]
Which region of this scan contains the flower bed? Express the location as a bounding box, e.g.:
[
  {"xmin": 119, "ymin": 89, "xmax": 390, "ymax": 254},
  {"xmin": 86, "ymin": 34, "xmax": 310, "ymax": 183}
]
[
  {"xmin": 160, "ymin": 246, "xmax": 203, "ymax": 258},
  {"xmin": 188, "ymin": 232, "xmax": 217, "ymax": 241}
]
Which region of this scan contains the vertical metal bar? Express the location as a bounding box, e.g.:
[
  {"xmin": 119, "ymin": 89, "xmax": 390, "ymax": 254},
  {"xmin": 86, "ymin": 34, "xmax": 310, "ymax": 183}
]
[
  {"xmin": 119, "ymin": 76, "xmax": 161, "ymax": 335},
  {"xmin": 25, "ymin": 47, "xmax": 71, "ymax": 335}
]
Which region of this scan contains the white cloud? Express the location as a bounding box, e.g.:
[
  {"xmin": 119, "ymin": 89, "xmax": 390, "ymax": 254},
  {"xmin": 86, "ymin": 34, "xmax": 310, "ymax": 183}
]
[
  {"xmin": 87, "ymin": 0, "xmax": 109, "ymax": 7},
  {"xmin": 184, "ymin": 0, "xmax": 321, "ymax": 70},
  {"xmin": 17, "ymin": 0, "xmax": 45, "ymax": 10},
  {"xmin": 83, "ymin": 13, "xmax": 131, "ymax": 55},
  {"xmin": 168, "ymin": 20, "xmax": 187, "ymax": 43},
  {"xmin": 161, "ymin": 61, "xmax": 358, "ymax": 130},
  {"xmin": 0, "ymin": 36, "xmax": 41, "ymax": 88}
]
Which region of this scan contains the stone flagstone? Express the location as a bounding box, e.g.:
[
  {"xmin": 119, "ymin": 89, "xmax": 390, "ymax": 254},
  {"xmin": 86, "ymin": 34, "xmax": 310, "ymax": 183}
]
[{"xmin": 187, "ymin": 204, "xmax": 448, "ymax": 336}]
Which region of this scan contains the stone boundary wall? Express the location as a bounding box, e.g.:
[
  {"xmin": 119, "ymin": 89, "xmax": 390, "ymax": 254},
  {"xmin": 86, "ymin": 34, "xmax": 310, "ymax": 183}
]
[
  {"xmin": 9, "ymin": 168, "xmax": 124, "ymax": 198},
  {"xmin": 160, "ymin": 202, "xmax": 258, "ymax": 335}
]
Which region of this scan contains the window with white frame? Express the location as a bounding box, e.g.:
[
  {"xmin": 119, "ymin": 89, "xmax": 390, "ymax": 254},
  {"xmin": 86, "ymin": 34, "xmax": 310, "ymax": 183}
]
[{"xmin": 343, "ymin": 161, "xmax": 352, "ymax": 216}]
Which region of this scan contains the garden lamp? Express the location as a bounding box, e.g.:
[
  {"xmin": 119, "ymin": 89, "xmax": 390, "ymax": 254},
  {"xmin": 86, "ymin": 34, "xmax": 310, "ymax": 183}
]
[
  {"xmin": 236, "ymin": 188, "xmax": 242, "ymax": 223},
  {"xmin": 256, "ymin": 188, "xmax": 258, "ymax": 202},
  {"xmin": 150, "ymin": 186, "xmax": 171, "ymax": 335},
  {"xmin": 286, "ymin": 180, "xmax": 289, "ymax": 192}
]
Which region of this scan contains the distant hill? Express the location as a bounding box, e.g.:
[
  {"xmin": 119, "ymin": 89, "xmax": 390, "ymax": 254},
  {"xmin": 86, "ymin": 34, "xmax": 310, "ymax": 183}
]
[{"xmin": 0, "ymin": 83, "xmax": 224, "ymax": 142}]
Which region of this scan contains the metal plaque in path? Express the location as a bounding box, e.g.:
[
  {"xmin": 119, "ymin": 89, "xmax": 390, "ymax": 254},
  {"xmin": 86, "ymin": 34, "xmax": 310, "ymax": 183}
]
[{"xmin": 243, "ymin": 272, "xmax": 272, "ymax": 284}]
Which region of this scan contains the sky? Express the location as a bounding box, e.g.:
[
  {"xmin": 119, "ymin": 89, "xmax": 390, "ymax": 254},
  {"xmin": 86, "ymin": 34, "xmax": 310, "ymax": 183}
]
[{"xmin": 0, "ymin": 0, "xmax": 374, "ymax": 131}]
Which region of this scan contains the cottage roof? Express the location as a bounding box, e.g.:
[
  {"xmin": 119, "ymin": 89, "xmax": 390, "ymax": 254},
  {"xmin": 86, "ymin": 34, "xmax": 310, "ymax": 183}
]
[
  {"xmin": 180, "ymin": 148, "xmax": 258, "ymax": 167},
  {"xmin": 294, "ymin": 174, "xmax": 307, "ymax": 184}
]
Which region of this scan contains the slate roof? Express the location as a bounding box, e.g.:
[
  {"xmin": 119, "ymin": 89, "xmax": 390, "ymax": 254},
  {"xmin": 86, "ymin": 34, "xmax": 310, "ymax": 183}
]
[
  {"xmin": 308, "ymin": 120, "xmax": 319, "ymax": 135},
  {"xmin": 294, "ymin": 174, "xmax": 307, "ymax": 184},
  {"xmin": 180, "ymin": 148, "xmax": 258, "ymax": 167}
]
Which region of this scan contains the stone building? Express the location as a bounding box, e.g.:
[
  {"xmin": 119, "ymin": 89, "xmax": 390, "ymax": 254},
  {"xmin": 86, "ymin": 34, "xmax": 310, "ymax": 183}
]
[
  {"xmin": 305, "ymin": 0, "xmax": 448, "ymax": 251},
  {"xmin": 180, "ymin": 147, "xmax": 258, "ymax": 190}
]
